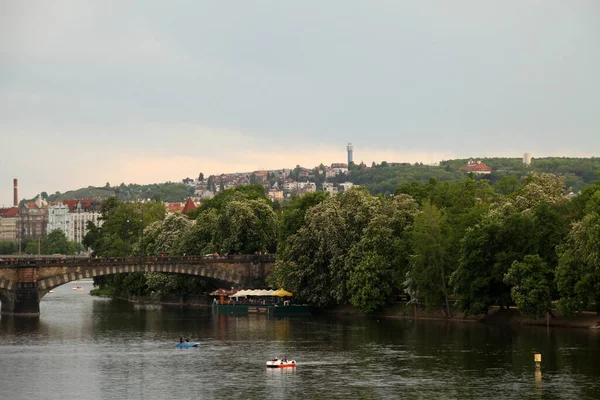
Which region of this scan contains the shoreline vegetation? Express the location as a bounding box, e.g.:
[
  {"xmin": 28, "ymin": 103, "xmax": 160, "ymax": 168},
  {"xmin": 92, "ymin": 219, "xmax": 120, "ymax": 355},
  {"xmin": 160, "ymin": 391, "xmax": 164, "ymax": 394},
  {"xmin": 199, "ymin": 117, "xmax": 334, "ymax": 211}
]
[
  {"xmin": 76, "ymin": 172, "xmax": 600, "ymax": 328},
  {"xmin": 90, "ymin": 290, "xmax": 600, "ymax": 330}
]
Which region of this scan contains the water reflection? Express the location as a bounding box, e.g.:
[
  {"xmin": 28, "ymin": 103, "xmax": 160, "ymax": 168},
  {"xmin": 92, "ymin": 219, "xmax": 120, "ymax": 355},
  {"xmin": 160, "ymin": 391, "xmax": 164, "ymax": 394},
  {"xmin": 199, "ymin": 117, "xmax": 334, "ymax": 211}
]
[{"xmin": 0, "ymin": 281, "xmax": 599, "ymax": 399}]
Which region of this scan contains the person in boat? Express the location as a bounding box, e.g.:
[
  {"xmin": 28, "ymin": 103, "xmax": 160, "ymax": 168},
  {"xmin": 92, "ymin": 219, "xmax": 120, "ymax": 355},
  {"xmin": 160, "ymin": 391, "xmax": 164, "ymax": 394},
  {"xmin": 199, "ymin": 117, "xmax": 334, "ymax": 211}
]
[
  {"xmin": 179, "ymin": 337, "xmax": 184, "ymax": 344},
  {"xmin": 271, "ymin": 357, "xmax": 278, "ymax": 362},
  {"xmin": 282, "ymin": 357, "xmax": 287, "ymax": 363}
]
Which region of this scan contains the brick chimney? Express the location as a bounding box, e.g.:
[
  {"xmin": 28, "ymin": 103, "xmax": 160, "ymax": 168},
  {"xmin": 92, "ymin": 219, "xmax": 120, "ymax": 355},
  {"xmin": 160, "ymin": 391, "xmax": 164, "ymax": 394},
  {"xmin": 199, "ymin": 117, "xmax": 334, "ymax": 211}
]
[{"xmin": 13, "ymin": 178, "xmax": 18, "ymax": 207}]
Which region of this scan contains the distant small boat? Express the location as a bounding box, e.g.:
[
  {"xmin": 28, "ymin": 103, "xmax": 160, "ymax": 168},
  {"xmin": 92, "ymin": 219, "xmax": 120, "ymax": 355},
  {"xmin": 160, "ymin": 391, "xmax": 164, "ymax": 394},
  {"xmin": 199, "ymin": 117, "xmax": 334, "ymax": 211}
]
[
  {"xmin": 73, "ymin": 286, "xmax": 83, "ymax": 291},
  {"xmin": 266, "ymin": 358, "xmax": 296, "ymax": 368},
  {"xmin": 49, "ymin": 290, "xmax": 54, "ymax": 293},
  {"xmin": 176, "ymin": 342, "xmax": 199, "ymax": 348}
]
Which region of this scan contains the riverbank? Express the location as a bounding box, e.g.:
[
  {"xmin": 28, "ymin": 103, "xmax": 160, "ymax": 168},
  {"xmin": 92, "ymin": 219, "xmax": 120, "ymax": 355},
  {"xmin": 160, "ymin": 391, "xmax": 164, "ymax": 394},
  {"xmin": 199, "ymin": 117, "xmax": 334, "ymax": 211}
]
[
  {"xmin": 318, "ymin": 304, "xmax": 600, "ymax": 329},
  {"xmin": 90, "ymin": 289, "xmax": 212, "ymax": 308}
]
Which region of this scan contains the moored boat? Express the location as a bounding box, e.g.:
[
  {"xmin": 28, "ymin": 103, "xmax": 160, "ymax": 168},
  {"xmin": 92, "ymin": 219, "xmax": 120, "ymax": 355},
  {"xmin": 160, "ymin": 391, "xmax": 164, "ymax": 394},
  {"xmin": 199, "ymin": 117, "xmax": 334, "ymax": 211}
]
[{"xmin": 266, "ymin": 358, "xmax": 296, "ymax": 368}]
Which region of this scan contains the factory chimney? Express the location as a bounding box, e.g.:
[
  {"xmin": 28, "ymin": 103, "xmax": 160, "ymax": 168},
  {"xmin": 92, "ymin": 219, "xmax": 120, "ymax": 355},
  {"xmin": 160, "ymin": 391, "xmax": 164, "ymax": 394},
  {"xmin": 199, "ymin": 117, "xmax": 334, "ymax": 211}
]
[{"xmin": 13, "ymin": 179, "xmax": 18, "ymax": 207}]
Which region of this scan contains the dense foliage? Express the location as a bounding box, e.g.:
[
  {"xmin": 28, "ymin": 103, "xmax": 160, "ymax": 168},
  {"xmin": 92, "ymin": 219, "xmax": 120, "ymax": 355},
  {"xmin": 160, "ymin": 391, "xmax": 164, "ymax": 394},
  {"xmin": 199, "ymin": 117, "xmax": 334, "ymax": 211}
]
[{"xmin": 77, "ymin": 167, "xmax": 600, "ymax": 317}]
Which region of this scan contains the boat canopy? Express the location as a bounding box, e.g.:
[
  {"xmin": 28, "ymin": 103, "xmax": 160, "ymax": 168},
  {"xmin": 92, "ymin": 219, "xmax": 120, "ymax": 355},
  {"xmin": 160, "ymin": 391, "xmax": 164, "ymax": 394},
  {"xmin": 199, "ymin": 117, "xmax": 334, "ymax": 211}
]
[
  {"xmin": 272, "ymin": 288, "xmax": 293, "ymax": 297},
  {"xmin": 230, "ymin": 289, "xmax": 277, "ymax": 297}
]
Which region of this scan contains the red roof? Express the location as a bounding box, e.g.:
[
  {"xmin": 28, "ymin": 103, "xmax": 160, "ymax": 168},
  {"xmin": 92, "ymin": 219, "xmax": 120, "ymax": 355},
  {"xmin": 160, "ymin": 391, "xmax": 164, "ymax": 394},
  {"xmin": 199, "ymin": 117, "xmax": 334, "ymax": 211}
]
[
  {"xmin": 62, "ymin": 198, "xmax": 100, "ymax": 212},
  {"xmin": 0, "ymin": 207, "xmax": 18, "ymax": 216},
  {"xmin": 166, "ymin": 203, "xmax": 183, "ymax": 213},
  {"xmin": 182, "ymin": 198, "xmax": 198, "ymax": 214},
  {"xmin": 63, "ymin": 199, "xmax": 79, "ymax": 211},
  {"xmin": 25, "ymin": 202, "xmax": 38, "ymax": 209},
  {"xmin": 460, "ymin": 160, "xmax": 491, "ymax": 172}
]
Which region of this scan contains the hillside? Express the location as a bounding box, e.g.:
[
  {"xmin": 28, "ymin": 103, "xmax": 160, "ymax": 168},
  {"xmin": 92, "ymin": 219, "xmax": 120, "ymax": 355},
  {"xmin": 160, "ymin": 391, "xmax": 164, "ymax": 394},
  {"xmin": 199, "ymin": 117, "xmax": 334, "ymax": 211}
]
[
  {"xmin": 41, "ymin": 182, "xmax": 194, "ymax": 203},
  {"xmin": 25, "ymin": 157, "xmax": 600, "ymax": 204},
  {"xmin": 353, "ymin": 157, "xmax": 600, "ymax": 194}
]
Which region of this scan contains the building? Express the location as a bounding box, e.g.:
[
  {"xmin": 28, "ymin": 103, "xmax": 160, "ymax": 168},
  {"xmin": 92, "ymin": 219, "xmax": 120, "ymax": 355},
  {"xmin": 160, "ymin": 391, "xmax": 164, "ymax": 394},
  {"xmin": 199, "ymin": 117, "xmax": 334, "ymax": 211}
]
[
  {"xmin": 331, "ymin": 163, "xmax": 349, "ymax": 175},
  {"xmin": 339, "ymin": 182, "xmax": 355, "ymax": 191},
  {"xmin": 17, "ymin": 198, "xmax": 48, "ymax": 241},
  {"xmin": 347, "ymin": 143, "xmax": 354, "ymax": 165},
  {"xmin": 323, "ymin": 182, "xmax": 338, "ymax": 196},
  {"xmin": 0, "ymin": 207, "xmax": 19, "ymax": 241},
  {"xmin": 523, "ymin": 153, "xmax": 532, "ymax": 166},
  {"xmin": 64, "ymin": 199, "xmax": 102, "ymax": 244},
  {"xmin": 181, "ymin": 198, "xmax": 198, "ymax": 214},
  {"xmin": 47, "ymin": 203, "xmax": 70, "ymax": 238},
  {"xmin": 267, "ymin": 188, "xmax": 284, "ymax": 201},
  {"xmin": 460, "ymin": 160, "xmax": 492, "ymax": 174}
]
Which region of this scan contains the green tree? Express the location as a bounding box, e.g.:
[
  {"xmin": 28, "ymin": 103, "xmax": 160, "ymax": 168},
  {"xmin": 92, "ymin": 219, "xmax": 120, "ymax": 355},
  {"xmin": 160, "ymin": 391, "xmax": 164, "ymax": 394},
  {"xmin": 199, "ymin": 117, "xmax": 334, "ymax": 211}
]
[
  {"xmin": 409, "ymin": 202, "xmax": 452, "ymax": 315},
  {"xmin": 556, "ymin": 210, "xmax": 600, "ymax": 315},
  {"xmin": 0, "ymin": 241, "xmax": 18, "ymax": 255},
  {"xmin": 215, "ymin": 199, "xmax": 279, "ymax": 254},
  {"xmin": 494, "ymin": 176, "xmax": 521, "ymax": 195},
  {"xmin": 41, "ymin": 230, "xmax": 81, "ymax": 255},
  {"xmin": 83, "ymin": 198, "xmax": 166, "ymax": 256},
  {"xmin": 504, "ymin": 255, "xmax": 552, "ymax": 320},
  {"xmin": 140, "ymin": 213, "xmax": 193, "ymax": 256},
  {"xmin": 279, "ymin": 191, "xmax": 328, "ymax": 244}
]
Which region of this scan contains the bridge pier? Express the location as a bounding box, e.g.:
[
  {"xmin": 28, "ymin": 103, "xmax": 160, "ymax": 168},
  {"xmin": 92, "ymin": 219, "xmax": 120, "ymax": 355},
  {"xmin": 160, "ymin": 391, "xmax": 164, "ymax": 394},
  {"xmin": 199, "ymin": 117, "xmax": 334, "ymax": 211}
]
[
  {"xmin": 0, "ymin": 266, "xmax": 40, "ymax": 317},
  {"xmin": 0, "ymin": 283, "xmax": 40, "ymax": 316}
]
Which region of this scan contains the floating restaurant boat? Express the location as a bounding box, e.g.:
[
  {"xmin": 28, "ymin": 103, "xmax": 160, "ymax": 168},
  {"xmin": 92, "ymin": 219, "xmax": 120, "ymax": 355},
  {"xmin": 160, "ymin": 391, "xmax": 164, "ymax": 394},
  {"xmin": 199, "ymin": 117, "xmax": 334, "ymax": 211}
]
[
  {"xmin": 211, "ymin": 288, "xmax": 310, "ymax": 316},
  {"xmin": 266, "ymin": 358, "xmax": 296, "ymax": 368}
]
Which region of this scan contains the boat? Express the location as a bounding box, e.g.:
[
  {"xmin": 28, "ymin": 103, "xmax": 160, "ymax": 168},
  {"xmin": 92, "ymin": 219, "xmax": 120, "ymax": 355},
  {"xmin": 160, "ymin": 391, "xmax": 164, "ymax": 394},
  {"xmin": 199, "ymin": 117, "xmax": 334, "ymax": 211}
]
[
  {"xmin": 73, "ymin": 286, "xmax": 83, "ymax": 291},
  {"xmin": 176, "ymin": 342, "xmax": 199, "ymax": 348},
  {"xmin": 266, "ymin": 358, "xmax": 296, "ymax": 368}
]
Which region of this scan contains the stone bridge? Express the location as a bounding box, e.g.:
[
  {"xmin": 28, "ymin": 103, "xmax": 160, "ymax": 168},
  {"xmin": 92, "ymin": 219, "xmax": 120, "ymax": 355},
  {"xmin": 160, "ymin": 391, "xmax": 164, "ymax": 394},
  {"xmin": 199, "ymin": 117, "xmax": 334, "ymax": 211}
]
[{"xmin": 0, "ymin": 255, "xmax": 275, "ymax": 316}]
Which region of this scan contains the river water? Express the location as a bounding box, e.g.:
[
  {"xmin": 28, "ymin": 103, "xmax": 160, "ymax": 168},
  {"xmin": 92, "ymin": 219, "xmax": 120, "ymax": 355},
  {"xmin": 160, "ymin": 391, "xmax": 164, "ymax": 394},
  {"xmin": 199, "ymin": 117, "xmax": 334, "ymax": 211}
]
[{"xmin": 0, "ymin": 280, "xmax": 599, "ymax": 400}]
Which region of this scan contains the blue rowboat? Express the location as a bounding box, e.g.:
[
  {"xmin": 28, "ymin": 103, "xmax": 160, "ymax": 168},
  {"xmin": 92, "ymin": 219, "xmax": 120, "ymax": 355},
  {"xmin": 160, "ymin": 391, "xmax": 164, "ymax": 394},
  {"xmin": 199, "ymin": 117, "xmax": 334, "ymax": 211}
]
[{"xmin": 176, "ymin": 342, "xmax": 199, "ymax": 348}]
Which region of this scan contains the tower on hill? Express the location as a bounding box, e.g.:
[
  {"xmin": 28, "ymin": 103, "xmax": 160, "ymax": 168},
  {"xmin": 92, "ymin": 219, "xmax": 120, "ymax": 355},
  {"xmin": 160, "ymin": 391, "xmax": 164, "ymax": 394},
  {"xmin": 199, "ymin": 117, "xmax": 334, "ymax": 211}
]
[{"xmin": 347, "ymin": 143, "xmax": 353, "ymax": 165}]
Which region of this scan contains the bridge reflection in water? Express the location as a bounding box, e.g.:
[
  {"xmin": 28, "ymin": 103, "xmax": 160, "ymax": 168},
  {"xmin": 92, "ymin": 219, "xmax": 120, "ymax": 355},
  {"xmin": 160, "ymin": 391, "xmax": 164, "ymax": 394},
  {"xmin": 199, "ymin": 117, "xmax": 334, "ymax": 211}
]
[{"xmin": 0, "ymin": 255, "xmax": 275, "ymax": 316}]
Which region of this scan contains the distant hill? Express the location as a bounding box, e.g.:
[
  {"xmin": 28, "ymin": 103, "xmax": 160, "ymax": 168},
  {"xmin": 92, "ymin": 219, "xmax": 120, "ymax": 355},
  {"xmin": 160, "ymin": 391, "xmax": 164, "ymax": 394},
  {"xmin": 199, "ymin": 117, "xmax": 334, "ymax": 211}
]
[
  {"xmin": 23, "ymin": 157, "xmax": 600, "ymax": 205},
  {"xmin": 41, "ymin": 182, "xmax": 194, "ymax": 203},
  {"xmin": 350, "ymin": 157, "xmax": 600, "ymax": 194}
]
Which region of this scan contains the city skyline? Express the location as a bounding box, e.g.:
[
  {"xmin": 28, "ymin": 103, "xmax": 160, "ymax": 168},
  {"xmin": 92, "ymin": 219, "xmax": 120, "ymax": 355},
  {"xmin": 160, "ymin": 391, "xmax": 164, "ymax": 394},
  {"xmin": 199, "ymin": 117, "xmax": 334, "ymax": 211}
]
[{"xmin": 2, "ymin": 1, "xmax": 599, "ymax": 206}]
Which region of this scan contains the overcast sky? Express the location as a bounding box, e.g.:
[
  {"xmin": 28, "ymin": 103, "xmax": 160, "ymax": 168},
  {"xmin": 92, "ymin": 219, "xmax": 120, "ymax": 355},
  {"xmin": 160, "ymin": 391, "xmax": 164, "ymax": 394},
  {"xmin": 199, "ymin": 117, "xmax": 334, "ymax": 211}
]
[{"xmin": 1, "ymin": 1, "xmax": 599, "ymax": 206}]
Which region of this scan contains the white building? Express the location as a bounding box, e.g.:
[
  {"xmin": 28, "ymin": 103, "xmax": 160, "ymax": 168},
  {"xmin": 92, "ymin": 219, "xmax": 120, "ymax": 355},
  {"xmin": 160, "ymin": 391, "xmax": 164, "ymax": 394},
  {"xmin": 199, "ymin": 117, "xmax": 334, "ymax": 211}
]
[
  {"xmin": 47, "ymin": 203, "xmax": 70, "ymax": 237},
  {"xmin": 63, "ymin": 200, "xmax": 102, "ymax": 244},
  {"xmin": 339, "ymin": 182, "xmax": 354, "ymax": 191},
  {"xmin": 523, "ymin": 153, "xmax": 532, "ymax": 166},
  {"xmin": 323, "ymin": 182, "xmax": 338, "ymax": 196}
]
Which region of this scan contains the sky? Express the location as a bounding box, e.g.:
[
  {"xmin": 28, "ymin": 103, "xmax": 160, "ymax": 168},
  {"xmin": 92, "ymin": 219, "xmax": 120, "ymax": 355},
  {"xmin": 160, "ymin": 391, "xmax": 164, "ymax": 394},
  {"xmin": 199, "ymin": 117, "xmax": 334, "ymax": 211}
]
[{"xmin": 1, "ymin": 1, "xmax": 599, "ymax": 206}]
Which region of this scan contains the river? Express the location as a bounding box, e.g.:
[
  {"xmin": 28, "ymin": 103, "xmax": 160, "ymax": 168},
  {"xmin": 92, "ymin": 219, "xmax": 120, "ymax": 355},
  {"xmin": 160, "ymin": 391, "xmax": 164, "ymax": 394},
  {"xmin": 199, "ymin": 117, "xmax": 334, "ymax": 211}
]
[{"xmin": 0, "ymin": 280, "xmax": 599, "ymax": 400}]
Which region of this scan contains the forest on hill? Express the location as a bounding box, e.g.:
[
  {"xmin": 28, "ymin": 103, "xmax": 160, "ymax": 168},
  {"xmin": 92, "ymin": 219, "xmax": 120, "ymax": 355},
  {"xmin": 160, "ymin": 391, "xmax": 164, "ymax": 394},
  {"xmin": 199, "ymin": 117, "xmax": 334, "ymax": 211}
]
[
  {"xmin": 352, "ymin": 157, "xmax": 600, "ymax": 194},
  {"xmin": 26, "ymin": 182, "xmax": 194, "ymax": 204},
  {"xmin": 24, "ymin": 157, "xmax": 600, "ymax": 203}
]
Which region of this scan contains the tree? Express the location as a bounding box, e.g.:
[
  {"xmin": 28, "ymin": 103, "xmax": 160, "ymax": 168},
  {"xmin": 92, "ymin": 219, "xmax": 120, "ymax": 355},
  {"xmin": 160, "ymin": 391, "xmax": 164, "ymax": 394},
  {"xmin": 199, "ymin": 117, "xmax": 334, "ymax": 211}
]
[
  {"xmin": 140, "ymin": 213, "xmax": 193, "ymax": 256},
  {"xmin": 279, "ymin": 191, "xmax": 328, "ymax": 244},
  {"xmin": 41, "ymin": 230, "xmax": 81, "ymax": 255},
  {"xmin": 274, "ymin": 189, "xmax": 382, "ymax": 306},
  {"xmin": 494, "ymin": 176, "xmax": 520, "ymax": 195},
  {"xmin": 215, "ymin": 199, "xmax": 279, "ymax": 254},
  {"xmin": 347, "ymin": 252, "xmax": 392, "ymax": 313},
  {"xmin": 504, "ymin": 255, "xmax": 552, "ymax": 320},
  {"xmin": 198, "ymin": 172, "xmax": 204, "ymax": 181},
  {"xmin": 556, "ymin": 210, "xmax": 600, "ymax": 315},
  {"xmin": 409, "ymin": 202, "xmax": 452, "ymax": 315},
  {"xmin": 83, "ymin": 198, "xmax": 166, "ymax": 256},
  {"xmin": 0, "ymin": 241, "xmax": 18, "ymax": 255}
]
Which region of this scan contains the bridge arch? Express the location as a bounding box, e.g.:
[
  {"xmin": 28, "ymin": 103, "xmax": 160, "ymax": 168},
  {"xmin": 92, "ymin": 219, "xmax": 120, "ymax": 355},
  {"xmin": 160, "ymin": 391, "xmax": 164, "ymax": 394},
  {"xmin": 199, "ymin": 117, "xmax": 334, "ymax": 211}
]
[
  {"xmin": 0, "ymin": 255, "xmax": 275, "ymax": 316},
  {"xmin": 37, "ymin": 264, "xmax": 244, "ymax": 294}
]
